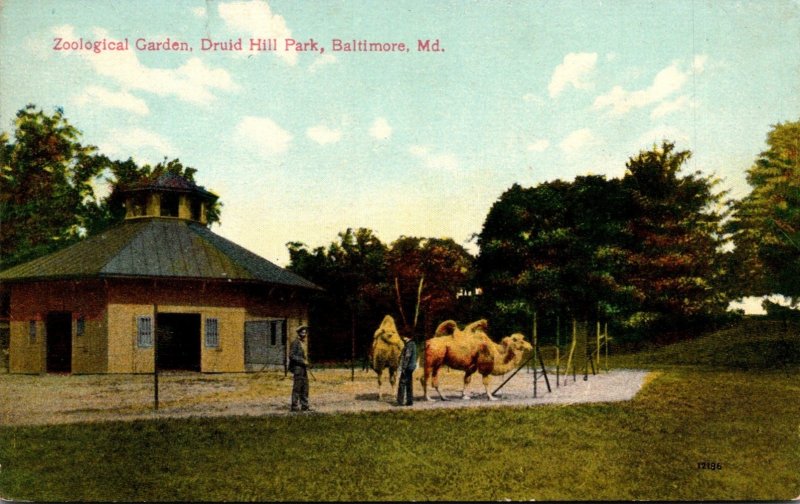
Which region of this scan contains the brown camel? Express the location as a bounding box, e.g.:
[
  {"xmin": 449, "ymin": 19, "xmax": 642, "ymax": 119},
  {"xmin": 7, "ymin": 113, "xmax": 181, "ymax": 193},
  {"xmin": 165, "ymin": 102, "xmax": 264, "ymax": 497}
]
[
  {"xmin": 421, "ymin": 319, "xmax": 533, "ymax": 401},
  {"xmin": 369, "ymin": 314, "xmax": 404, "ymax": 400}
]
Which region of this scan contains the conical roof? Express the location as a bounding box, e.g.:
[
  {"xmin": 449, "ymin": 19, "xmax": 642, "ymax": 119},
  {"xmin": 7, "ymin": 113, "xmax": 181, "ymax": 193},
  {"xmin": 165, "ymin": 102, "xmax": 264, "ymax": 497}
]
[{"xmin": 0, "ymin": 218, "xmax": 319, "ymax": 290}]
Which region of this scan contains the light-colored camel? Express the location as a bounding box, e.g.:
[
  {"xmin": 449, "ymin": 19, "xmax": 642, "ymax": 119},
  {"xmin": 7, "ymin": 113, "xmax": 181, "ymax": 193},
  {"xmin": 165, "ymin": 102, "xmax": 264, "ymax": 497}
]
[
  {"xmin": 421, "ymin": 319, "xmax": 533, "ymax": 401},
  {"xmin": 369, "ymin": 315, "xmax": 405, "ymax": 400}
]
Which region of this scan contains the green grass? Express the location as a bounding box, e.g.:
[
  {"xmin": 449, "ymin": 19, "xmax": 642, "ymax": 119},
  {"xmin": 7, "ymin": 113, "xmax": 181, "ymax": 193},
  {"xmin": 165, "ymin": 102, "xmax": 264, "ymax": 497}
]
[
  {"xmin": 610, "ymin": 319, "xmax": 800, "ymax": 370},
  {"xmin": 1, "ymin": 321, "xmax": 799, "ymax": 501}
]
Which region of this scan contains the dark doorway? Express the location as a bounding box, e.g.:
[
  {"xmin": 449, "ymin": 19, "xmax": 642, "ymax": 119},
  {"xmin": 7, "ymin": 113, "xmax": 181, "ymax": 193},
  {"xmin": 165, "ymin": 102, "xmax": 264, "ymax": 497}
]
[
  {"xmin": 156, "ymin": 313, "xmax": 201, "ymax": 371},
  {"xmin": 46, "ymin": 311, "xmax": 72, "ymax": 373}
]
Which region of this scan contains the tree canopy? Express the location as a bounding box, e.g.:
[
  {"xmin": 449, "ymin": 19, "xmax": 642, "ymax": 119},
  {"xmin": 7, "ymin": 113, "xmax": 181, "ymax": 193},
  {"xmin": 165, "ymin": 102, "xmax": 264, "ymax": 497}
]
[
  {"xmin": 477, "ymin": 142, "xmax": 731, "ymax": 340},
  {"xmin": 729, "ymin": 119, "xmax": 800, "ymax": 304},
  {"xmin": 0, "ymin": 105, "xmax": 222, "ymax": 270},
  {"xmin": 287, "ymin": 229, "xmax": 474, "ymax": 360}
]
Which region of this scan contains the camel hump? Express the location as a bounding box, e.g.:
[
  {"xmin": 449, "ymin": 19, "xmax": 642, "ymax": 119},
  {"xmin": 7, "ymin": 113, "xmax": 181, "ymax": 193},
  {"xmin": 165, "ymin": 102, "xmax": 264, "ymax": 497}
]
[
  {"xmin": 464, "ymin": 319, "xmax": 489, "ymax": 336},
  {"xmin": 434, "ymin": 320, "xmax": 458, "ymax": 337}
]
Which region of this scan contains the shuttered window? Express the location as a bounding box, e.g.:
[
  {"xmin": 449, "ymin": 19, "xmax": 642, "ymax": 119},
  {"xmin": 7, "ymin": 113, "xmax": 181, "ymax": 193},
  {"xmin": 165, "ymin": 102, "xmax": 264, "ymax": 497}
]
[
  {"xmin": 29, "ymin": 320, "xmax": 36, "ymax": 343},
  {"xmin": 137, "ymin": 316, "xmax": 153, "ymax": 348},
  {"xmin": 77, "ymin": 317, "xmax": 85, "ymax": 337},
  {"xmin": 205, "ymin": 318, "xmax": 219, "ymax": 348}
]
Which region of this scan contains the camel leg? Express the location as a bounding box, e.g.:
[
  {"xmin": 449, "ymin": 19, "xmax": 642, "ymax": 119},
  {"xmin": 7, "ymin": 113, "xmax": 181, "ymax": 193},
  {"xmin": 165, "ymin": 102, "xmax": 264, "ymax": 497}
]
[
  {"xmin": 431, "ymin": 368, "xmax": 448, "ymax": 401},
  {"xmin": 461, "ymin": 372, "xmax": 474, "ymax": 400},
  {"xmin": 483, "ymin": 375, "xmax": 497, "ymax": 401},
  {"xmin": 422, "ymin": 365, "xmax": 431, "ymax": 400},
  {"xmin": 376, "ymin": 369, "xmax": 383, "ymax": 401}
]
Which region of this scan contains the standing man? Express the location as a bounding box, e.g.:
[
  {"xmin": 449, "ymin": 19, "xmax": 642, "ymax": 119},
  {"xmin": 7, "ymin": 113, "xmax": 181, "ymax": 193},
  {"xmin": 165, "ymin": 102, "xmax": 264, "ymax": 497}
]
[
  {"xmin": 289, "ymin": 325, "xmax": 312, "ymax": 412},
  {"xmin": 397, "ymin": 333, "xmax": 417, "ymax": 406}
]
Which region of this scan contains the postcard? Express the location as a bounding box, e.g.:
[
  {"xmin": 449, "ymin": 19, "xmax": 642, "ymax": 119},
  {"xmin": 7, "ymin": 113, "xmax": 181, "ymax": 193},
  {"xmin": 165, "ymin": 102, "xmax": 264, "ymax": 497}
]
[{"xmin": 0, "ymin": 1, "xmax": 798, "ymax": 501}]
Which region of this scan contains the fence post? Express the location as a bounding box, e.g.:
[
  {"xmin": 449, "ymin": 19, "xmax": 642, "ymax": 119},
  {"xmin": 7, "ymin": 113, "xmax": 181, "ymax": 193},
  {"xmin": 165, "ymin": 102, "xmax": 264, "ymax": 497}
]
[{"xmin": 533, "ymin": 311, "xmax": 538, "ymax": 398}]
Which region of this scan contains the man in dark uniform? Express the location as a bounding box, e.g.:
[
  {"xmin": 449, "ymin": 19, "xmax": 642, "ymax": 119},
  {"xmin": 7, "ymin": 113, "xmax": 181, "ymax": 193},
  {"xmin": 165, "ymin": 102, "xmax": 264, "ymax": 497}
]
[
  {"xmin": 289, "ymin": 325, "xmax": 312, "ymax": 412},
  {"xmin": 397, "ymin": 333, "xmax": 417, "ymax": 406}
]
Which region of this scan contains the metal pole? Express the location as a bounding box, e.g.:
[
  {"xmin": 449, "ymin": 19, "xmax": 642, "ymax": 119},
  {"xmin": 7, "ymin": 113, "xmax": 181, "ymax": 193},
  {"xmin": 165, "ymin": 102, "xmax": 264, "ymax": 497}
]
[
  {"xmin": 351, "ymin": 308, "xmax": 355, "ymax": 382},
  {"xmin": 153, "ymin": 304, "xmax": 159, "ymax": 411},
  {"xmin": 492, "ymin": 353, "xmax": 535, "ymax": 396}
]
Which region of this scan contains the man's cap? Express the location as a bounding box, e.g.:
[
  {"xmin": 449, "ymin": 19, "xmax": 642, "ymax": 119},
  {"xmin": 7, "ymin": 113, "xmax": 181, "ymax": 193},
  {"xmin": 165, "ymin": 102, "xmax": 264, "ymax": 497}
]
[{"xmin": 296, "ymin": 325, "xmax": 309, "ymax": 335}]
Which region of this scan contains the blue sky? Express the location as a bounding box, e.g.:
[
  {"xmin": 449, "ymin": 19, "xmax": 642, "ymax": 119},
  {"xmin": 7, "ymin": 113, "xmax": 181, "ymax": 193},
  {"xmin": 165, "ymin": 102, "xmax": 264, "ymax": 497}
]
[{"xmin": 1, "ymin": 0, "xmax": 799, "ymax": 273}]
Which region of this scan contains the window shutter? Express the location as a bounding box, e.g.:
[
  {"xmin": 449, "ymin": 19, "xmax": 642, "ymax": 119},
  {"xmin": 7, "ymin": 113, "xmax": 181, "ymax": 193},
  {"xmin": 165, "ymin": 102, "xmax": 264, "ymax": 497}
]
[
  {"xmin": 137, "ymin": 316, "xmax": 153, "ymax": 348},
  {"xmin": 205, "ymin": 318, "xmax": 219, "ymax": 348}
]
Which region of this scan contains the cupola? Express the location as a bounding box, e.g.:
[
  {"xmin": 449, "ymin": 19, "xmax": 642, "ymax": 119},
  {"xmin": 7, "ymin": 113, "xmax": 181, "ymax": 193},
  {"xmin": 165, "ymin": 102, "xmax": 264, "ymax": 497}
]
[{"xmin": 116, "ymin": 172, "xmax": 218, "ymax": 224}]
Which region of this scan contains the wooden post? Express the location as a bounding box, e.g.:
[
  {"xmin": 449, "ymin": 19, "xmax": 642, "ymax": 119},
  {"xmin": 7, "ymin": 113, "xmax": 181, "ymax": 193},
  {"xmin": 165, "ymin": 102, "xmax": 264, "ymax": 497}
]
[
  {"xmin": 555, "ymin": 315, "xmax": 560, "ymax": 388},
  {"xmin": 533, "ymin": 311, "xmax": 538, "ymax": 398},
  {"xmin": 584, "ymin": 320, "xmax": 589, "ymax": 381},
  {"xmin": 153, "ymin": 304, "xmax": 159, "ymax": 411},
  {"xmin": 596, "ymin": 320, "xmax": 601, "ymax": 369},
  {"xmin": 564, "ymin": 318, "xmax": 577, "ymax": 386},
  {"xmin": 351, "ymin": 308, "xmax": 355, "ymax": 382},
  {"xmin": 604, "ymin": 322, "xmax": 609, "ymax": 372}
]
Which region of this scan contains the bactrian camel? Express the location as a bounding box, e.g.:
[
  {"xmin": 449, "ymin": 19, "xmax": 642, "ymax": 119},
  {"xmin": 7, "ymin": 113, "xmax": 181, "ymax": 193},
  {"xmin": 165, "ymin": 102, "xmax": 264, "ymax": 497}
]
[
  {"xmin": 369, "ymin": 314, "xmax": 405, "ymax": 400},
  {"xmin": 421, "ymin": 319, "xmax": 533, "ymax": 401}
]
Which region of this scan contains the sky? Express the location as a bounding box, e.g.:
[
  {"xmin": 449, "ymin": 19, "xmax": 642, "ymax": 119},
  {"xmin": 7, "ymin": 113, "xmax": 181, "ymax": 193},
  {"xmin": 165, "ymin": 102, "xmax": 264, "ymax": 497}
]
[{"xmin": 1, "ymin": 0, "xmax": 799, "ymax": 287}]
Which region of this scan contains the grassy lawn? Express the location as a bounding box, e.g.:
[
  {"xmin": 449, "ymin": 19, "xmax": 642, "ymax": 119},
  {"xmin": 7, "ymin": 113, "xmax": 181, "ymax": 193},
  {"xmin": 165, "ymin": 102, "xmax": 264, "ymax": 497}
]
[{"xmin": 1, "ymin": 322, "xmax": 799, "ymax": 501}]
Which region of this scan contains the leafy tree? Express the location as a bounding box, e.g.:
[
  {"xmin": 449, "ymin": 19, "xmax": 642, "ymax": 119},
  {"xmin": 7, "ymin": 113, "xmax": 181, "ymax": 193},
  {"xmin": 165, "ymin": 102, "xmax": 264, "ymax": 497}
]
[
  {"xmin": 477, "ymin": 142, "xmax": 730, "ymax": 341},
  {"xmin": 1, "ymin": 106, "xmax": 224, "ymax": 270},
  {"xmin": 0, "ymin": 105, "xmax": 108, "ymax": 269},
  {"xmin": 287, "ymin": 228, "xmax": 392, "ymax": 360},
  {"xmin": 287, "ymin": 229, "xmax": 474, "ymax": 360},
  {"xmin": 477, "ymin": 177, "xmax": 632, "ymax": 335},
  {"xmin": 729, "ymin": 120, "xmax": 800, "ymax": 304},
  {"xmin": 387, "ymin": 236, "xmax": 473, "ymax": 336},
  {"xmin": 619, "ymin": 142, "xmax": 731, "ymax": 330}
]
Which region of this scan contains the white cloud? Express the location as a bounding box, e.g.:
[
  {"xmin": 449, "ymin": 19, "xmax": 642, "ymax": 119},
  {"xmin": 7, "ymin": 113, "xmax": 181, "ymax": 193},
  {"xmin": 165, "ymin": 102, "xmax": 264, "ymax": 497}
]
[
  {"xmin": 309, "ymin": 53, "xmax": 337, "ymax": 73},
  {"xmin": 409, "ymin": 145, "xmax": 458, "ymax": 171},
  {"xmin": 692, "ymin": 54, "xmax": 708, "ymax": 74},
  {"xmin": 306, "ymin": 124, "xmax": 342, "ymax": 145},
  {"xmin": 52, "ymin": 25, "xmax": 237, "ymax": 105},
  {"xmin": 650, "ymin": 95, "xmax": 696, "ymax": 119},
  {"xmin": 369, "ymin": 117, "xmax": 392, "ymax": 140},
  {"xmin": 191, "ymin": 6, "xmax": 207, "ymax": 17},
  {"xmin": 527, "ymin": 139, "xmax": 550, "ymax": 152},
  {"xmin": 235, "ymin": 116, "xmax": 293, "ymax": 156},
  {"xmin": 637, "ymin": 126, "xmax": 690, "ymax": 147},
  {"xmin": 593, "ymin": 61, "xmax": 688, "ymax": 116},
  {"xmin": 100, "ymin": 127, "xmax": 174, "ymax": 158},
  {"xmin": 73, "ymin": 85, "xmax": 149, "ymax": 115},
  {"xmin": 559, "ymin": 128, "xmax": 600, "ymax": 153},
  {"xmin": 548, "ymin": 52, "xmax": 598, "ymax": 98},
  {"xmin": 218, "ymin": 0, "xmax": 296, "ymax": 65}
]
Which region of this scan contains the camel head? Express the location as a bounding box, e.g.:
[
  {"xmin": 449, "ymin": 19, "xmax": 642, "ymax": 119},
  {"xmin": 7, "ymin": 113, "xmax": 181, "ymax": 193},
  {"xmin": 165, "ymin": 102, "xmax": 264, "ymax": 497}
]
[
  {"xmin": 502, "ymin": 333, "xmax": 533, "ymax": 359},
  {"xmin": 374, "ymin": 315, "xmax": 402, "ymax": 345}
]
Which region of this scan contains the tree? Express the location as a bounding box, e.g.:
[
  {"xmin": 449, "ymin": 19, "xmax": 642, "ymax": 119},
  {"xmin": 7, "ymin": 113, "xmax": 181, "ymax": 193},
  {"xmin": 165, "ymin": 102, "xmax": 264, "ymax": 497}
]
[
  {"xmin": 619, "ymin": 142, "xmax": 731, "ymax": 330},
  {"xmin": 0, "ymin": 105, "xmax": 108, "ymax": 269},
  {"xmin": 1, "ymin": 106, "xmax": 224, "ymax": 270},
  {"xmin": 477, "ymin": 142, "xmax": 731, "ymax": 342},
  {"xmin": 287, "ymin": 228, "xmax": 392, "ymax": 360},
  {"xmin": 729, "ymin": 119, "xmax": 800, "ymax": 304},
  {"xmin": 477, "ymin": 177, "xmax": 632, "ymax": 335},
  {"xmin": 387, "ymin": 236, "xmax": 473, "ymax": 336}
]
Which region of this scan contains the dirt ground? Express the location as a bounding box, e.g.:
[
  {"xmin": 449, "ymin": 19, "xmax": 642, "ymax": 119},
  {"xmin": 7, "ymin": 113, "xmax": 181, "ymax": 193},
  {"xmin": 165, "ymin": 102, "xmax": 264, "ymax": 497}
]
[{"xmin": 0, "ymin": 367, "xmax": 650, "ymax": 426}]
